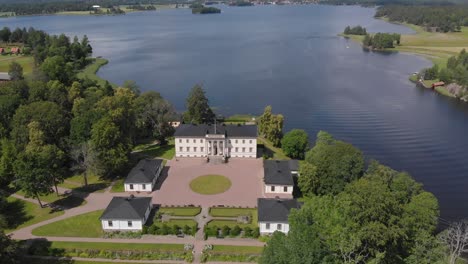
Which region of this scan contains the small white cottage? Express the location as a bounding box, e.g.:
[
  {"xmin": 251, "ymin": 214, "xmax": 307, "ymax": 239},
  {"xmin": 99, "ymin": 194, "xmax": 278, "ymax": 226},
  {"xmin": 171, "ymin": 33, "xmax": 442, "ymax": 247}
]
[
  {"xmin": 257, "ymin": 198, "xmax": 301, "ymax": 235},
  {"xmin": 100, "ymin": 196, "xmax": 152, "ymax": 231},
  {"xmin": 263, "ymin": 160, "xmax": 295, "ymax": 195},
  {"xmin": 124, "ymin": 159, "xmax": 163, "ymax": 192}
]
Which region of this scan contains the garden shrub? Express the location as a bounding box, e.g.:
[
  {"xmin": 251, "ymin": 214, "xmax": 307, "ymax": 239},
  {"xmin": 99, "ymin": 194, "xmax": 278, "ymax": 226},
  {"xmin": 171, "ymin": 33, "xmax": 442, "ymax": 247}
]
[
  {"xmin": 230, "ymin": 225, "xmax": 241, "ymax": 237},
  {"xmin": 221, "ymin": 225, "xmax": 230, "ymax": 237}
]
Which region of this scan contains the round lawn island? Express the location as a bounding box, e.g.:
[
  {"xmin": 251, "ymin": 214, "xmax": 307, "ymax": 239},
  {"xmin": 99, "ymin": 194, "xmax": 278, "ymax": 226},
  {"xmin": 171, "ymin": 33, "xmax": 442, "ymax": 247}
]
[{"xmin": 189, "ymin": 175, "xmax": 232, "ymax": 195}]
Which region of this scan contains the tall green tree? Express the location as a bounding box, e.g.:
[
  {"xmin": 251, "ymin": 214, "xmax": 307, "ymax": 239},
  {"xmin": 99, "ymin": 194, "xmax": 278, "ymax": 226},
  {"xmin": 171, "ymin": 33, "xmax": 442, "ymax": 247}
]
[
  {"xmin": 0, "ymin": 139, "xmax": 16, "ymax": 188},
  {"xmin": 281, "ymin": 129, "xmax": 308, "ymax": 159},
  {"xmin": 258, "ymin": 106, "xmax": 284, "ymax": 147},
  {"xmin": 8, "ymin": 61, "xmax": 23, "ymax": 81},
  {"xmin": 184, "ymin": 84, "xmax": 215, "ymax": 124},
  {"xmin": 303, "ymin": 131, "xmax": 364, "ymax": 195}
]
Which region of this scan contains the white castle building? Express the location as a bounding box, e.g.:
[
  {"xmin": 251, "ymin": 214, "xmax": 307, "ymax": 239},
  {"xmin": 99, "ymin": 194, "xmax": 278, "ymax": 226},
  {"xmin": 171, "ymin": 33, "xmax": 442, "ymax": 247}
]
[{"xmin": 174, "ymin": 124, "xmax": 257, "ymax": 158}]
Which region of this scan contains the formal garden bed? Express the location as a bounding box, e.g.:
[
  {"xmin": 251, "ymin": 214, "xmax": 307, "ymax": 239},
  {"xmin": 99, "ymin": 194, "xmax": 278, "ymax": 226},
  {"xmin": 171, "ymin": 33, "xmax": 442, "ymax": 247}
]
[
  {"xmin": 4, "ymin": 197, "xmax": 64, "ymax": 233},
  {"xmin": 28, "ymin": 241, "xmax": 193, "ymax": 262},
  {"xmin": 204, "ymin": 220, "xmax": 259, "ymax": 239},
  {"xmin": 189, "ymin": 175, "xmax": 232, "ymax": 195},
  {"xmin": 32, "ymin": 210, "xmax": 104, "ymax": 238},
  {"xmin": 158, "ymin": 206, "xmax": 202, "ymax": 216},
  {"xmin": 201, "ymin": 245, "xmax": 263, "ymax": 263}
]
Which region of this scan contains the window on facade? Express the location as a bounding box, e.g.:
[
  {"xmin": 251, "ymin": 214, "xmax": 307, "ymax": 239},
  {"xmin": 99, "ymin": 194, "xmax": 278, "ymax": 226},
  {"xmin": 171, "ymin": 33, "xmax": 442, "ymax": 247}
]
[
  {"xmin": 200, "ymin": 139, "xmax": 203, "ymax": 143},
  {"xmin": 235, "ymin": 140, "xmax": 238, "ymax": 143},
  {"xmin": 242, "ymin": 147, "xmax": 245, "ymax": 152},
  {"xmin": 179, "ymin": 147, "xmax": 183, "ymax": 152},
  {"xmin": 193, "ymin": 139, "xmax": 196, "ymax": 143},
  {"xmin": 186, "ymin": 139, "xmax": 189, "ymax": 143},
  {"xmin": 128, "ymin": 221, "xmax": 133, "ymax": 227},
  {"xmin": 249, "ymin": 147, "xmax": 253, "ymax": 152},
  {"xmin": 242, "ymin": 140, "xmax": 245, "ymax": 143},
  {"xmin": 266, "ymin": 223, "xmax": 270, "ymax": 229},
  {"xmin": 284, "ymin": 186, "xmax": 288, "ymax": 192},
  {"xmin": 250, "ymin": 140, "xmax": 252, "ymax": 144},
  {"xmin": 186, "ymin": 147, "xmax": 190, "ymax": 152},
  {"xmin": 277, "ymin": 224, "xmax": 282, "ymax": 230},
  {"xmin": 229, "ymin": 140, "xmax": 231, "ymax": 143},
  {"xmin": 201, "ymin": 147, "xmax": 204, "ymax": 152},
  {"xmin": 129, "ymin": 184, "xmax": 134, "ymax": 190},
  {"xmin": 179, "ymin": 139, "xmax": 182, "ymax": 143},
  {"xmin": 142, "ymin": 184, "xmax": 146, "ymax": 190},
  {"xmin": 271, "ymin": 186, "xmax": 275, "ymax": 191},
  {"xmin": 194, "ymin": 147, "xmax": 197, "ymax": 152},
  {"xmin": 235, "ymin": 147, "xmax": 238, "ymax": 152},
  {"xmin": 108, "ymin": 221, "xmax": 113, "ymax": 227}
]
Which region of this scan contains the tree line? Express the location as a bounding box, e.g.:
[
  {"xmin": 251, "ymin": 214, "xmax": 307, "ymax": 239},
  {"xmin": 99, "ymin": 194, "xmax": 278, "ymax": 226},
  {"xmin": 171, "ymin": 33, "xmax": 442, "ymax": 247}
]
[
  {"xmin": 363, "ymin": 32, "xmax": 401, "ymax": 49},
  {"xmin": 375, "ymin": 5, "xmax": 468, "ymax": 32},
  {"xmin": 259, "ymin": 130, "xmax": 467, "ymax": 264},
  {"xmin": 0, "ymin": 0, "xmax": 159, "ymax": 16},
  {"xmin": 343, "ymin": 25, "xmax": 367, "ymax": 35}
]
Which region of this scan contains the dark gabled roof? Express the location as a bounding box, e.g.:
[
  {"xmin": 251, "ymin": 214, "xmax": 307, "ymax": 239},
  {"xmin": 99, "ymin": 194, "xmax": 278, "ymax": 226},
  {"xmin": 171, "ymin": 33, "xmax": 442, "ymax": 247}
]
[
  {"xmin": 288, "ymin": 160, "xmax": 300, "ymax": 171},
  {"xmin": 100, "ymin": 196, "xmax": 152, "ymax": 220},
  {"xmin": 125, "ymin": 159, "xmax": 163, "ymax": 184},
  {"xmin": 257, "ymin": 198, "xmax": 301, "ymax": 222},
  {"xmin": 174, "ymin": 124, "xmax": 257, "ymax": 138},
  {"xmin": 263, "ymin": 160, "xmax": 294, "ymax": 185}
]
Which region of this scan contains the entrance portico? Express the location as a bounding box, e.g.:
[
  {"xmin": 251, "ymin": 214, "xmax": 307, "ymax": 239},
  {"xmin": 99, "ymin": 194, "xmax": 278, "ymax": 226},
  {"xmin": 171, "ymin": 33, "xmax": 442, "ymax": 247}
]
[{"xmin": 206, "ymin": 134, "xmax": 228, "ymax": 158}]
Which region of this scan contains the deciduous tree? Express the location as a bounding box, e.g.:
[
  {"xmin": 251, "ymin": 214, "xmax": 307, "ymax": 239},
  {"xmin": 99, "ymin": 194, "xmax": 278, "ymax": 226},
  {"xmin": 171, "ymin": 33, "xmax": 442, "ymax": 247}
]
[{"xmin": 281, "ymin": 129, "xmax": 308, "ymax": 159}]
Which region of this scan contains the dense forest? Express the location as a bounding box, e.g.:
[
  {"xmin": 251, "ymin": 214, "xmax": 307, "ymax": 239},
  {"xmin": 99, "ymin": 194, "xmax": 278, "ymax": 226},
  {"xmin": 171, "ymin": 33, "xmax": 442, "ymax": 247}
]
[
  {"xmin": 375, "ymin": 5, "xmax": 468, "ymax": 32},
  {"xmin": 0, "ymin": 0, "xmax": 158, "ymax": 15},
  {"xmin": 0, "ymin": 26, "xmax": 177, "ymax": 262}
]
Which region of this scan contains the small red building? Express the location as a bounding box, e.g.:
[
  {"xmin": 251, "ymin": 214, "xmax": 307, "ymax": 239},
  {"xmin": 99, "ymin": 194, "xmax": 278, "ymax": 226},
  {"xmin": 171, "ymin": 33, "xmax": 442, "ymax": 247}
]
[
  {"xmin": 432, "ymin": 81, "xmax": 445, "ymax": 88},
  {"xmin": 10, "ymin": 47, "xmax": 20, "ymax": 54},
  {"xmin": 0, "ymin": 48, "xmax": 4, "ymax": 54}
]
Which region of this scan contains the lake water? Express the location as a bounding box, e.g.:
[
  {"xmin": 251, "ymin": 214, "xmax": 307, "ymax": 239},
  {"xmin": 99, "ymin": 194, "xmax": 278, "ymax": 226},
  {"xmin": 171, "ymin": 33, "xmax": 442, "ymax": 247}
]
[{"xmin": 3, "ymin": 5, "xmax": 468, "ymax": 221}]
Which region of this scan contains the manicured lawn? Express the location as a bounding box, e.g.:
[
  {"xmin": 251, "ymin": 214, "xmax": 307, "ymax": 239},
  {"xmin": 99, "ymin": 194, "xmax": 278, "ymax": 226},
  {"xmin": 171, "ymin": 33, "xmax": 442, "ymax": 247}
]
[
  {"xmin": 59, "ymin": 173, "xmax": 111, "ymax": 193},
  {"xmin": 49, "ymin": 241, "xmax": 185, "ymax": 251},
  {"xmin": 76, "ymin": 58, "xmax": 114, "ymax": 88},
  {"xmin": 0, "ymin": 55, "xmax": 34, "ymax": 74},
  {"xmin": 258, "ymin": 137, "xmax": 289, "ymax": 160},
  {"xmin": 224, "ymin": 114, "xmax": 256, "ymax": 124},
  {"xmin": 159, "ymin": 206, "xmax": 201, "ymax": 216},
  {"xmin": 212, "ymin": 245, "xmax": 264, "ymax": 254},
  {"xmin": 133, "ymin": 139, "xmax": 175, "ymax": 160},
  {"xmin": 156, "ymin": 219, "xmax": 197, "ymax": 227},
  {"xmin": 15, "ymin": 190, "xmax": 62, "ymax": 204},
  {"xmin": 5, "ymin": 197, "xmax": 64, "ymax": 233},
  {"xmin": 110, "ymin": 178, "xmax": 125, "ymax": 193},
  {"xmin": 189, "ymin": 175, "xmax": 232, "ymax": 195},
  {"xmin": 32, "ymin": 210, "xmax": 104, "ymax": 237},
  {"xmin": 209, "ymin": 208, "xmax": 257, "ymax": 224}
]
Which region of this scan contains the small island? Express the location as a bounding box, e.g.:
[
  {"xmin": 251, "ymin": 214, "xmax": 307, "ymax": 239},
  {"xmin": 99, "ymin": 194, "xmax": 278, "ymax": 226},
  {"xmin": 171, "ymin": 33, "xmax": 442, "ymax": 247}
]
[{"xmin": 190, "ymin": 4, "xmax": 221, "ymax": 14}]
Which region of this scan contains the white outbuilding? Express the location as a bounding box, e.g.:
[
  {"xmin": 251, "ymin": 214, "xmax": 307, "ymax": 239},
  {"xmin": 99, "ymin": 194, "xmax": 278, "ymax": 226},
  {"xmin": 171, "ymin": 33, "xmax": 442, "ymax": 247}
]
[
  {"xmin": 257, "ymin": 198, "xmax": 301, "ymax": 235},
  {"xmin": 124, "ymin": 159, "xmax": 163, "ymax": 192},
  {"xmin": 100, "ymin": 196, "xmax": 152, "ymax": 231}
]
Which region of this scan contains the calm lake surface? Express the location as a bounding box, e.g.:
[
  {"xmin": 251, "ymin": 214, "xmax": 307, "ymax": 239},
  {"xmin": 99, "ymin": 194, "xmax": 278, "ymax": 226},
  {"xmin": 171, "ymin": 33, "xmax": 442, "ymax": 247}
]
[{"xmin": 3, "ymin": 5, "xmax": 468, "ymax": 221}]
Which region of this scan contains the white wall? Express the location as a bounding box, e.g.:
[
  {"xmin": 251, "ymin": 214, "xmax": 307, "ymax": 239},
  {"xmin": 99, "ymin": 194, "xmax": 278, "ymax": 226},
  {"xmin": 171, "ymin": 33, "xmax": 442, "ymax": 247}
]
[
  {"xmin": 259, "ymin": 222, "xmax": 290, "ymax": 235},
  {"xmin": 175, "ymin": 137, "xmax": 207, "ymax": 157},
  {"xmin": 227, "ymin": 138, "xmax": 257, "ymax": 158},
  {"xmin": 175, "ymin": 136, "xmax": 257, "ymax": 158},
  {"xmin": 101, "ymin": 219, "xmax": 143, "ymax": 231},
  {"xmin": 124, "ymin": 183, "xmax": 152, "ymax": 192},
  {"xmin": 264, "ymin": 185, "xmax": 293, "ymax": 194}
]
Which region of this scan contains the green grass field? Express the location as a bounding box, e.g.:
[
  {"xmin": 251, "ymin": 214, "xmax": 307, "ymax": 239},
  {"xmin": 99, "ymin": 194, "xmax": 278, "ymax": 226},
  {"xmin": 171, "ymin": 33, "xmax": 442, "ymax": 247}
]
[
  {"xmin": 0, "ymin": 55, "xmax": 34, "ymax": 74},
  {"xmin": 76, "ymin": 58, "xmax": 113, "ymax": 88},
  {"xmin": 209, "ymin": 207, "xmax": 257, "ymax": 220},
  {"xmin": 156, "ymin": 219, "xmax": 197, "ymax": 227},
  {"xmin": 59, "ymin": 173, "xmax": 111, "ymax": 193},
  {"xmin": 5, "ymin": 197, "xmax": 64, "ymax": 233},
  {"xmin": 32, "ymin": 210, "xmax": 104, "ymax": 237},
  {"xmin": 159, "ymin": 206, "xmax": 202, "ymax": 216},
  {"xmin": 189, "ymin": 175, "xmax": 232, "ymax": 195},
  {"xmin": 223, "ymin": 114, "xmax": 256, "ymax": 124},
  {"xmin": 133, "ymin": 139, "xmax": 175, "ymax": 160},
  {"xmin": 257, "ymin": 137, "xmax": 289, "ymax": 160},
  {"xmin": 110, "ymin": 178, "xmax": 125, "ymax": 193}
]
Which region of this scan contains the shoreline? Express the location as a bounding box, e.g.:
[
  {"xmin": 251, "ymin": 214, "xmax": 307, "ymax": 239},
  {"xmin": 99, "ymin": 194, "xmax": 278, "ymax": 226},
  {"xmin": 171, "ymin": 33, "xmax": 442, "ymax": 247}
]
[{"xmin": 340, "ymin": 20, "xmax": 468, "ymax": 101}]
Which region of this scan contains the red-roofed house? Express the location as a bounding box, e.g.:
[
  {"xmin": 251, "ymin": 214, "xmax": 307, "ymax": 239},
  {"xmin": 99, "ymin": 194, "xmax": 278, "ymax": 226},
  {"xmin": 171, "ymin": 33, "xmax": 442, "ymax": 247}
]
[
  {"xmin": 10, "ymin": 47, "xmax": 20, "ymax": 55},
  {"xmin": 432, "ymin": 82, "xmax": 445, "ymax": 88},
  {"xmin": 0, "ymin": 48, "xmax": 4, "ymax": 54}
]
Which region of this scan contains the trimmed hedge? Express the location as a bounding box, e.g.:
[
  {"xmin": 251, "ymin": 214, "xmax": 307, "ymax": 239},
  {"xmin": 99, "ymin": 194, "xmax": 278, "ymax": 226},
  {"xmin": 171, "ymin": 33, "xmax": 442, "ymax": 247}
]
[
  {"xmin": 144, "ymin": 222, "xmax": 198, "ymax": 236},
  {"xmin": 204, "ymin": 225, "xmax": 260, "ymax": 239}
]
